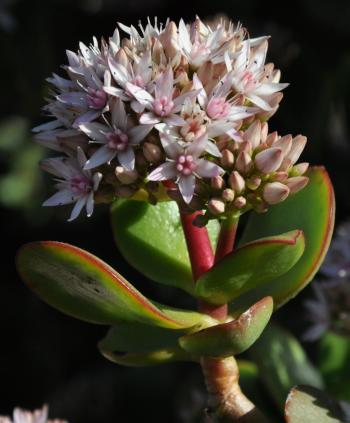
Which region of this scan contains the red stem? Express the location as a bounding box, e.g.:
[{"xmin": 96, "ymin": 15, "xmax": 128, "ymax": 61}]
[
  {"xmin": 214, "ymin": 216, "xmax": 238, "ymax": 263},
  {"xmin": 180, "ymin": 211, "xmax": 228, "ymax": 321}
]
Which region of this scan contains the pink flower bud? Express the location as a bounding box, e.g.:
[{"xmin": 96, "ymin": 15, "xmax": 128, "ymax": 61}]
[
  {"xmin": 229, "ymin": 171, "xmax": 245, "ymax": 193},
  {"xmin": 211, "ymin": 175, "xmax": 224, "ymax": 190},
  {"xmin": 273, "ymin": 134, "xmax": 292, "ymax": 155},
  {"xmin": 285, "ymin": 176, "xmax": 309, "ymax": 194},
  {"xmin": 114, "ymin": 48, "xmax": 129, "ymax": 67},
  {"xmin": 208, "ymin": 198, "xmax": 225, "ymax": 215},
  {"xmin": 255, "ymin": 147, "xmax": 283, "ymax": 173},
  {"xmin": 243, "ymin": 120, "xmax": 261, "ymax": 149},
  {"xmin": 246, "ymin": 176, "xmax": 261, "ymax": 190},
  {"xmin": 287, "ymin": 135, "xmax": 307, "ymax": 164},
  {"xmin": 220, "ymin": 149, "xmax": 235, "ymax": 168},
  {"xmin": 293, "ymin": 162, "xmax": 309, "ymax": 175},
  {"xmin": 263, "ymin": 182, "xmax": 290, "ymax": 204},
  {"xmin": 115, "ymin": 166, "xmax": 138, "ymax": 184},
  {"xmin": 236, "ymin": 151, "xmax": 253, "ymax": 174},
  {"xmin": 234, "ymin": 196, "xmax": 247, "ymax": 209},
  {"xmin": 159, "ymin": 21, "xmax": 179, "ymax": 59},
  {"xmin": 222, "ymin": 188, "xmax": 235, "ymax": 202}
]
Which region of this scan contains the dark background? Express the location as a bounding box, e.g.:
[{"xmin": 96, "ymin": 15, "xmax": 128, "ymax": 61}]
[{"xmin": 1, "ymin": 0, "xmax": 350, "ymax": 421}]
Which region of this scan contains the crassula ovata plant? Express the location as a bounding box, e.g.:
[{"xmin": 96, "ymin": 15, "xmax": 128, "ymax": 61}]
[{"xmin": 16, "ymin": 16, "xmax": 336, "ymax": 422}]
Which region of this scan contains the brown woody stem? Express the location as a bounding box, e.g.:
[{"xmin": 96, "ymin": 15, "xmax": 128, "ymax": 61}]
[{"xmin": 179, "ymin": 209, "xmax": 268, "ymax": 422}]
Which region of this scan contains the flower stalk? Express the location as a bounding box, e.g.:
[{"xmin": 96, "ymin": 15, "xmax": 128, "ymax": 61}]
[{"xmin": 179, "ymin": 209, "xmax": 267, "ymax": 422}]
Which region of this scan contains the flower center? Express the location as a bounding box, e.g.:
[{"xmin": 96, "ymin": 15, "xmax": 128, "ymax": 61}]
[
  {"xmin": 70, "ymin": 176, "xmax": 91, "ymax": 195},
  {"xmin": 153, "ymin": 96, "xmax": 174, "ymax": 117},
  {"xmin": 180, "ymin": 118, "xmax": 206, "ymax": 142},
  {"xmin": 241, "ymin": 70, "xmax": 256, "ymax": 91},
  {"xmin": 207, "ymin": 97, "xmax": 230, "ymax": 119},
  {"xmin": 87, "ymin": 88, "xmax": 107, "ymax": 110},
  {"xmin": 106, "ymin": 130, "xmax": 129, "ymax": 151},
  {"xmin": 176, "ymin": 154, "xmax": 196, "ymax": 176}
]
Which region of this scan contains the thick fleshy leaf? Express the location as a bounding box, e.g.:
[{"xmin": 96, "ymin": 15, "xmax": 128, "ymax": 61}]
[
  {"xmin": 230, "ymin": 167, "xmax": 335, "ymax": 312},
  {"xmin": 285, "ymin": 386, "xmax": 350, "ymax": 423},
  {"xmin": 318, "ymin": 332, "xmax": 350, "ymax": 402},
  {"xmin": 179, "ymin": 297, "xmax": 273, "ymax": 357},
  {"xmin": 16, "ymin": 241, "xmax": 207, "ymax": 329},
  {"xmin": 111, "ymin": 200, "xmax": 219, "ymax": 294},
  {"xmin": 250, "ymin": 324, "xmax": 324, "ymax": 409},
  {"xmin": 196, "ymin": 230, "xmax": 305, "ymax": 305}
]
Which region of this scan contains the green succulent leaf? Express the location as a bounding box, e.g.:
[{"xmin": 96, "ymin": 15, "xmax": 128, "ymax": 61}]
[
  {"xmin": 285, "ymin": 385, "xmax": 350, "ymax": 423},
  {"xmin": 16, "ymin": 241, "xmax": 207, "ymax": 329},
  {"xmin": 196, "ymin": 230, "xmax": 304, "ymax": 305},
  {"xmin": 250, "ymin": 324, "xmax": 324, "ymax": 409},
  {"xmin": 110, "ymin": 199, "xmax": 219, "ymax": 294},
  {"xmin": 230, "ymin": 166, "xmax": 335, "ymax": 313},
  {"xmin": 318, "ymin": 332, "xmax": 350, "ymax": 402},
  {"xmin": 179, "ymin": 297, "xmax": 273, "ymax": 357}
]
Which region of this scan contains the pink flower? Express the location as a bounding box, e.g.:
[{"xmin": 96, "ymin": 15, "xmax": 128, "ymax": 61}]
[
  {"xmin": 126, "ymin": 67, "xmax": 198, "ymax": 127},
  {"xmin": 0, "ymin": 405, "xmax": 67, "ymax": 423},
  {"xmin": 148, "ymin": 132, "xmax": 224, "ymax": 203},
  {"xmin": 41, "ymin": 147, "xmax": 102, "ymax": 221},
  {"xmin": 79, "ymin": 98, "xmax": 152, "ymax": 170}
]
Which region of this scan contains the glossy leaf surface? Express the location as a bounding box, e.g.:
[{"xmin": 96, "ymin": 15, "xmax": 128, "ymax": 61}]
[
  {"xmin": 179, "ymin": 297, "xmax": 273, "ymax": 357},
  {"xmin": 250, "ymin": 324, "xmax": 324, "ymax": 409},
  {"xmin": 196, "ymin": 231, "xmax": 304, "ymax": 305},
  {"xmin": 285, "ymin": 386, "xmax": 350, "ymax": 423},
  {"xmin": 230, "ymin": 167, "xmax": 335, "ymax": 312},
  {"xmin": 16, "ymin": 241, "xmax": 206, "ymax": 329},
  {"xmin": 111, "ymin": 200, "xmax": 219, "ymax": 294}
]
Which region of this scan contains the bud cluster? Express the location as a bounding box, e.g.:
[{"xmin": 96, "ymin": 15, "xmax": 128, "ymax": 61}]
[{"xmin": 33, "ymin": 17, "xmax": 308, "ymax": 221}]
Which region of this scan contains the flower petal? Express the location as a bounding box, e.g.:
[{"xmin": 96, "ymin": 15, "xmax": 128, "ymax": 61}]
[
  {"xmin": 195, "ymin": 159, "xmax": 223, "ymax": 178},
  {"xmin": 117, "ymin": 147, "xmax": 135, "ymax": 170},
  {"xmin": 79, "ymin": 122, "xmax": 108, "ymax": 142},
  {"xmin": 159, "ymin": 132, "xmax": 183, "ymax": 159},
  {"xmin": 68, "ymin": 196, "xmax": 87, "ymax": 221},
  {"xmin": 186, "ymin": 133, "xmax": 207, "ymax": 158},
  {"xmin": 163, "ymin": 114, "xmax": 186, "ymax": 126},
  {"xmin": 84, "ymin": 145, "xmax": 116, "ymax": 169},
  {"xmin": 129, "ymin": 124, "xmax": 153, "ymax": 145},
  {"xmin": 139, "ymin": 112, "xmax": 160, "ymax": 125},
  {"xmin": 178, "ymin": 175, "xmax": 195, "ymax": 204},
  {"xmin": 43, "ymin": 189, "xmax": 77, "ymax": 207},
  {"xmin": 148, "ymin": 162, "xmax": 177, "ymax": 181}
]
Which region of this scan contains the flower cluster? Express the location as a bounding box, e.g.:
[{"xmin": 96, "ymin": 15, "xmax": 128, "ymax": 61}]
[
  {"xmin": 34, "ymin": 17, "xmax": 309, "ymax": 221},
  {"xmin": 0, "ymin": 405, "xmax": 67, "ymax": 423}
]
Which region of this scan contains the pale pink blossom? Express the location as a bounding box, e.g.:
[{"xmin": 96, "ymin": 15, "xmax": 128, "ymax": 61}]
[
  {"xmin": 148, "ymin": 132, "xmax": 224, "ymax": 203},
  {"xmin": 79, "ymin": 98, "xmax": 152, "ymax": 170},
  {"xmin": 42, "ymin": 147, "xmax": 102, "ymax": 221},
  {"xmin": 126, "ymin": 67, "xmax": 198, "ymax": 128},
  {"xmin": 0, "ymin": 405, "xmax": 67, "ymax": 423}
]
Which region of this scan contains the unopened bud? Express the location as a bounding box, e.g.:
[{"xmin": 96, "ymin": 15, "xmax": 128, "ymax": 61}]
[
  {"xmin": 235, "ymin": 151, "xmax": 253, "ymax": 174},
  {"xmin": 234, "ymin": 196, "xmax": 247, "ymax": 209},
  {"xmin": 255, "ymin": 147, "xmax": 283, "ymax": 173},
  {"xmin": 261, "ymin": 122, "xmax": 269, "ymax": 143},
  {"xmin": 292, "ymin": 162, "xmax": 309, "ymax": 175},
  {"xmin": 114, "ymin": 48, "xmax": 129, "ymax": 67},
  {"xmin": 265, "ymin": 131, "xmax": 278, "ymax": 146},
  {"xmin": 285, "ymin": 176, "xmax": 309, "ymax": 194},
  {"xmin": 135, "ymin": 151, "xmax": 148, "ymax": 168},
  {"xmin": 229, "ymin": 171, "xmax": 245, "ymax": 193},
  {"xmin": 159, "ymin": 21, "xmax": 179, "ymax": 59},
  {"xmin": 243, "ymin": 120, "xmax": 261, "ymax": 149},
  {"xmin": 287, "ymin": 135, "xmax": 307, "ymax": 164},
  {"xmin": 211, "ymin": 175, "xmax": 224, "ymax": 190},
  {"xmin": 143, "ymin": 142, "xmax": 162, "ymax": 163},
  {"xmin": 263, "ymin": 182, "xmax": 290, "ymax": 205},
  {"xmin": 273, "ymin": 135, "xmax": 292, "ymax": 155},
  {"xmin": 220, "ymin": 149, "xmax": 234, "ymax": 168},
  {"xmin": 115, "ymin": 166, "xmax": 138, "ymax": 184},
  {"xmin": 222, "ymin": 188, "xmax": 235, "ymax": 202},
  {"xmin": 239, "ymin": 141, "xmax": 252, "ymax": 155},
  {"xmin": 246, "ymin": 176, "xmax": 261, "ymax": 190},
  {"xmin": 273, "ymin": 171, "xmax": 288, "ymax": 182},
  {"xmin": 208, "ymin": 198, "xmax": 225, "ymax": 215}
]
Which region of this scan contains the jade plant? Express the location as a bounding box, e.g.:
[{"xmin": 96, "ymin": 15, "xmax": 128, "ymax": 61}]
[{"xmin": 16, "ymin": 17, "xmax": 336, "ymax": 422}]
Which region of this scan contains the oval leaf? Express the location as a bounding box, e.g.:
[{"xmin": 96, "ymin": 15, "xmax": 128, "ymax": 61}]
[
  {"xmin": 230, "ymin": 166, "xmax": 335, "ymax": 312},
  {"xmin": 179, "ymin": 297, "xmax": 273, "ymax": 357},
  {"xmin": 285, "ymin": 386, "xmax": 350, "ymax": 423},
  {"xmin": 111, "ymin": 200, "xmax": 219, "ymax": 294},
  {"xmin": 196, "ymin": 230, "xmax": 304, "ymax": 305},
  {"xmin": 16, "ymin": 241, "xmax": 204, "ymax": 329},
  {"xmin": 249, "ymin": 324, "xmax": 324, "ymax": 409}
]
